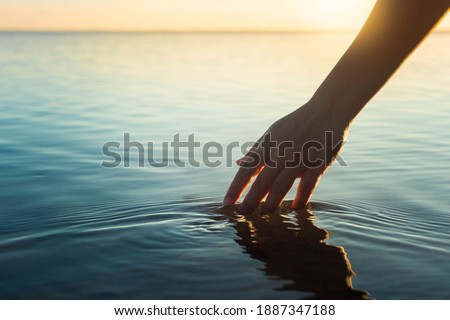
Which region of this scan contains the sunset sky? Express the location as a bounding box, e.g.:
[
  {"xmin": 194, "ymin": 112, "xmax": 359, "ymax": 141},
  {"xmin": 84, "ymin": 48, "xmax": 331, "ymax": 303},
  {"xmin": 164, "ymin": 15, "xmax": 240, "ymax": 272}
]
[{"xmin": 0, "ymin": 0, "xmax": 449, "ymax": 31}]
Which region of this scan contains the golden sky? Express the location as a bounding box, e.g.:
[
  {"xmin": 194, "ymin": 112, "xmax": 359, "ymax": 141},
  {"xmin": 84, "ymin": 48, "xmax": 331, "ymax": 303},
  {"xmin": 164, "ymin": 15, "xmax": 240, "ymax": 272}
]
[{"xmin": 0, "ymin": 0, "xmax": 449, "ymax": 31}]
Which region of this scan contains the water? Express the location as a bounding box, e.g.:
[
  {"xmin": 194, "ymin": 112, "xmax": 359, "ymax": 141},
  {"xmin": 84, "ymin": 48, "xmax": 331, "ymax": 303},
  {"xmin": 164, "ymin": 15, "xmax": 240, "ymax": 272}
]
[{"xmin": 0, "ymin": 32, "xmax": 449, "ymax": 299}]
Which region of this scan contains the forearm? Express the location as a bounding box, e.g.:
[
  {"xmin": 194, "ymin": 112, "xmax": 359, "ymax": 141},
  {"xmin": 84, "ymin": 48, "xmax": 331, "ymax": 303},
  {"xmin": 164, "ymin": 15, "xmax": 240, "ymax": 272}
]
[{"xmin": 310, "ymin": 0, "xmax": 449, "ymax": 122}]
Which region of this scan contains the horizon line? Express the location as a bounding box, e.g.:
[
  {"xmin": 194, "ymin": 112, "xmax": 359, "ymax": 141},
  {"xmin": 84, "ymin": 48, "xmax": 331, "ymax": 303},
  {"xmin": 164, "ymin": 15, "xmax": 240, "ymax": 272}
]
[
  {"xmin": 1, "ymin": 28, "xmax": 449, "ymax": 34},
  {"xmin": 0, "ymin": 28, "xmax": 357, "ymax": 33}
]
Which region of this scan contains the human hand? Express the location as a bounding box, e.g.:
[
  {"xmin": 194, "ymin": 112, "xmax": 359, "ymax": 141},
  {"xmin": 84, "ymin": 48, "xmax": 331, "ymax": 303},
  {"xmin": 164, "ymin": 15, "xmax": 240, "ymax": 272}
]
[
  {"xmin": 222, "ymin": 0, "xmax": 449, "ymax": 214},
  {"xmin": 223, "ymin": 101, "xmax": 350, "ymax": 214}
]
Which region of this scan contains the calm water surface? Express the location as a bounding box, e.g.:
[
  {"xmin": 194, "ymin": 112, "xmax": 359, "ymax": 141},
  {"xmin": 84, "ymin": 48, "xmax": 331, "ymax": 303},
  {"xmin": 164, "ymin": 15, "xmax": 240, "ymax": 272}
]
[{"xmin": 0, "ymin": 32, "xmax": 449, "ymax": 299}]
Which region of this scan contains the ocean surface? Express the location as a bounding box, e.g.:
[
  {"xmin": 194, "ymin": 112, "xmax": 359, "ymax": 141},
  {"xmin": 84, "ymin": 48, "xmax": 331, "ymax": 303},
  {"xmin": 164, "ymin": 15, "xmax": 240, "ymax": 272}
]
[{"xmin": 0, "ymin": 32, "xmax": 449, "ymax": 299}]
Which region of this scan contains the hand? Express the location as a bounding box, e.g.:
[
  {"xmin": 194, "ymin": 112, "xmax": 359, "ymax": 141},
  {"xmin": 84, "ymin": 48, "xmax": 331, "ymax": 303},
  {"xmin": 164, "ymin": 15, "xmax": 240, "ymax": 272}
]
[
  {"xmin": 223, "ymin": 101, "xmax": 350, "ymax": 214},
  {"xmin": 223, "ymin": 0, "xmax": 447, "ymax": 214}
]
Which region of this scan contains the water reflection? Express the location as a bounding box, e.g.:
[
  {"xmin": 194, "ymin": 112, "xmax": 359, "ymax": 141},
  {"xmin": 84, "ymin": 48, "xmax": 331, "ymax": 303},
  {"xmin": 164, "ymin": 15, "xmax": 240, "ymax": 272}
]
[{"xmin": 216, "ymin": 201, "xmax": 370, "ymax": 299}]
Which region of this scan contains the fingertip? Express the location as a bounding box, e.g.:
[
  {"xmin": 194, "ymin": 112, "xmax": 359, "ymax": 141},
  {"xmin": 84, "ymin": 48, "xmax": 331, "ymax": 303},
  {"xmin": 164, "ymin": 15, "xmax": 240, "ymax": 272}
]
[
  {"xmin": 261, "ymin": 204, "xmax": 276, "ymax": 214},
  {"xmin": 223, "ymin": 196, "xmax": 234, "ymax": 207},
  {"xmin": 292, "ymin": 192, "xmax": 312, "ymax": 210},
  {"xmin": 261, "ymin": 197, "xmax": 281, "ymax": 214},
  {"xmin": 238, "ymin": 200, "xmax": 261, "ymax": 215},
  {"xmin": 291, "ymin": 201, "xmax": 306, "ymax": 211},
  {"xmin": 236, "ymin": 204, "xmax": 249, "ymax": 215}
]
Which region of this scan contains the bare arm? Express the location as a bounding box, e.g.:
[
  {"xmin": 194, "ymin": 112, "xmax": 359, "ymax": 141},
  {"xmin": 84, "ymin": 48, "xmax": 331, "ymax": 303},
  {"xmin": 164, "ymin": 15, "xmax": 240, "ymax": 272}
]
[
  {"xmin": 313, "ymin": 0, "xmax": 449, "ymax": 122},
  {"xmin": 224, "ymin": 0, "xmax": 449, "ymax": 214}
]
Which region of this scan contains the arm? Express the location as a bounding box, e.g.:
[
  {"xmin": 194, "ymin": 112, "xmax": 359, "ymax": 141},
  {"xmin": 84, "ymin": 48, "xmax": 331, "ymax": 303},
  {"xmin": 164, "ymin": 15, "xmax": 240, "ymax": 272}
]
[
  {"xmin": 224, "ymin": 0, "xmax": 449, "ymax": 214},
  {"xmin": 312, "ymin": 0, "xmax": 449, "ymax": 122}
]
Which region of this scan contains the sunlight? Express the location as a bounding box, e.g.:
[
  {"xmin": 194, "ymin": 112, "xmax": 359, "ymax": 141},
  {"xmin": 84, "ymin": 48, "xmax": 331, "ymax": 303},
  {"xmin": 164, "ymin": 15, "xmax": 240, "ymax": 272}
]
[
  {"xmin": 0, "ymin": 0, "xmax": 448, "ymax": 31},
  {"xmin": 309, "ymin": 0, "xmax": 364, "ymax": 16},
  {"xmin": 298, "ymin": 0, "xmax": 376, "ymax": 30}
]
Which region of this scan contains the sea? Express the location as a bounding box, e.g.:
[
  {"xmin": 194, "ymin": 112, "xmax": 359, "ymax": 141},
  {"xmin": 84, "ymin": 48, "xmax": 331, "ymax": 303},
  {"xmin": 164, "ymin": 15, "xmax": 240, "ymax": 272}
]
[{"xmin": 0, "ymin": 31, "xmax": 449, "ymax": 299}]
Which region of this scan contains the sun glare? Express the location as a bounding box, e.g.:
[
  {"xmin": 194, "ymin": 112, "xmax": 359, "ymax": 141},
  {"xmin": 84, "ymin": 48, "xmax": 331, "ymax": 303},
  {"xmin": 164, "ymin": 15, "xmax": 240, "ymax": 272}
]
[
  {"xmin": 309, "ymin": 0, "xmax": 364, "ymax": 15},
  {"xmin": 0, "ymin": 0, "xmax": 448, "ymax": 31},
  {"xmin": 298, "ymin": 0, "xmax": 376, "ymax": 30}
]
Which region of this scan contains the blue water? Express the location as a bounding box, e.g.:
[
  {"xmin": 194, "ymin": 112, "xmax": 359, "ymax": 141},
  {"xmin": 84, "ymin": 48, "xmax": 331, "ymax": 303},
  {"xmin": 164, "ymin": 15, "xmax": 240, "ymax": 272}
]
[{"xmin": 0, "ymin": 32, "xmax": 449, "ymax": 299}]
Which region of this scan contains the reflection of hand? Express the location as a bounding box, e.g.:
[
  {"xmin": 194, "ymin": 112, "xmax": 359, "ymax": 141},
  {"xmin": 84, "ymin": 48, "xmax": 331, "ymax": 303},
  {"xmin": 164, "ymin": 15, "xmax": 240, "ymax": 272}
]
[
  {"xmin": 216, "ymin": 201, "xmax": 370, "ymax": 299},
  {"xmin": 224, "ymin": 101, "xmax": 349, "ymax": 214}
]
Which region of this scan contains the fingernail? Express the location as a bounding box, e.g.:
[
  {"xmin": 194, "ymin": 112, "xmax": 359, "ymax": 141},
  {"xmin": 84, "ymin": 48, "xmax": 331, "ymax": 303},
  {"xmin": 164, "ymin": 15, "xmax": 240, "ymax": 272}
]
[
  {"xmin": 223, "ymin": 196, "xmax": 234, "ymax": 207},
  {"xmin": 236, "ymin": 156, "xmax": 249, "ymax": 166}
]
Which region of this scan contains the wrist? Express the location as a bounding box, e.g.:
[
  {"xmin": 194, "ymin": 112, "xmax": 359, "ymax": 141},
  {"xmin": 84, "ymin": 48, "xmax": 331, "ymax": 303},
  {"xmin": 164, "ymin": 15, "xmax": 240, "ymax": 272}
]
[
  {"xmin": 302, "ymin": 97, "xmax": 357, "ymax": 128},
  {"xmin": 307, "ymin": 91, "xmax": 363, "ymax": 126}
]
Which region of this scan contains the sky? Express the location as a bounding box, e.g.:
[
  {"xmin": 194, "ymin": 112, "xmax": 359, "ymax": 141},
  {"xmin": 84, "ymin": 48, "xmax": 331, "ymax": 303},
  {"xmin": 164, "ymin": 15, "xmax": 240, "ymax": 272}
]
[{"xmin": 0, "ymin": 0, "xmax": 449, "ymax": 31}]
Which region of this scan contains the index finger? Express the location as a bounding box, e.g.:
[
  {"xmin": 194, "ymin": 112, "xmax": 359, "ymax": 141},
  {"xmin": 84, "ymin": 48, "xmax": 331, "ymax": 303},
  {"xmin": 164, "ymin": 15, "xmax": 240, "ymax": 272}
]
[
  {"xmin": 223, "ymin": 139, "xmax": 265, "ymax": 206},
  {"xmin": 223, "ymin": 164, "xmax": 263, "ymax": 207}
]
